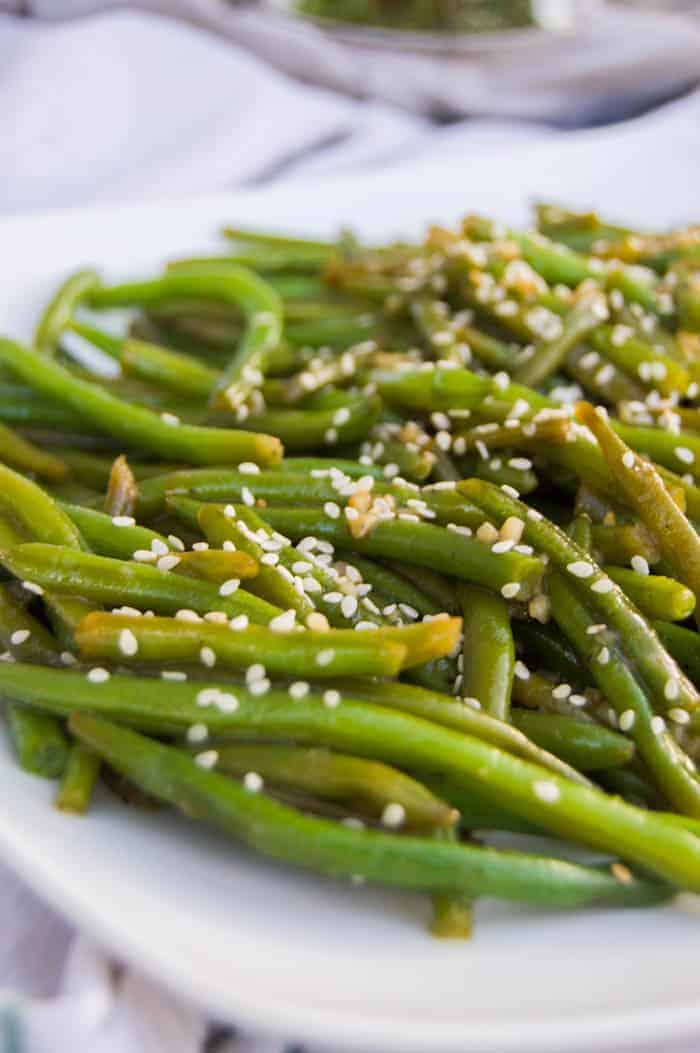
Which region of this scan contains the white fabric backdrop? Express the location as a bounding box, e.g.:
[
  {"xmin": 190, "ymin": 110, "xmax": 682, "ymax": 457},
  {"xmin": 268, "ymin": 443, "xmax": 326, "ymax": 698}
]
[{"xmin": 2, "ymin": 5, "xmax": 700, "ymax": 1052}]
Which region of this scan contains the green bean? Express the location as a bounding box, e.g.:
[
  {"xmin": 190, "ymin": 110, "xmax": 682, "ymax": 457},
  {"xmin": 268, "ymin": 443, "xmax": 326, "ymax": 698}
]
[
  {"xmin": 429, "ymin": 827, "xmax": 474, "ymax": 940},
  {"xmin": 654, "ymin": 622, "xmax": 700, "ymax": 687},
  {"xmin": 548, "ymin": 568, "xmax": 700, "ymax": 816},
  {"xmin": 579, "ymin": 405, "xmax": 700, "ymax": 615},
  {"xmin": 70, "ymin": 714, "xmax": 670, "ymax": 907},
  {"xmin": 0, "ymin": 667, "xmax": 684, "ymax": 888},
  {"xmin": 514, "ymin": 291, "xmax": 608, "ymax": 388},
  {"xmin": 0, "ymin": 543, "xmax": 278, "ymax": 624},
  {"xmin": 604, "ymin": 567, "xmax": 696, "ymax": 622},
  {"xmin": 339, "ymin": 556, "xmax": 443, "ymax": 618},
  {"xmin": 383, "ymin": 562, "xmax": 460, "ymax": 615},
  {"xmin": 512, "ymin": 619, "xmax": 587, "ymax": 685},
  {"xmin": 461, "ymin": 479, "xmax": 700, "ymax": 719},
  {"xmin": 0, "ymin": 584, "xmax": 60, "ymax": 665},
  {"xmin": 34, "ymin": 269, "xmax": 100, "ymax": 354},
  {"xmin": 591, "ymin": 523, "xmax": 661, "ymax": 567},
  {"xmin": 0, "ymin": 423, "xmax": 68, "ymax": 482},
  {"xmin": 6, "ymin": 704, "xmax": 70, "ymax": 780},
  {"xmin": 221, "ymin": 226, "xmax": 334, "ymax": 253},
  {"xmin": 373, "ymin": 363, "xmax": 550, "ymax": 416},
  {"xmin": 459, "ymin": 585, "xmax": 514, "ymax": 721},
  {"xmin": 59, "ymin": 503, "xmax": 175, "ymax": 561},
  {"xmin": 511, "ymin": 668, "xmax": 597, "ymax": 722},
  {"xmin": 261, "ymin": 507, "xmax": 543, "ymax": 599},
  {"xmin": 0, "ymin": 339, "xmax": 282, "ymax": 467},
  {"xmin": 511, "ymin": 711, "xmax": 634, "ymax": 772},
  {"xmin": 208, "ymin": 744, "xmax": 456, "ymax": 831},
  {"xmin": 0, "ymin": 464, "xmax": 85, "ymax": 550},
  {"xmin": 75, "ymin": 611, "xmax": 461, "ymax": 676},
  {"xmin": 589, "ymin": 327, "xmax": 690, "ymax": 398},
  {"xmin": 233, "ymin": 392, "xmax": 380, "ymax": 451},
  {"xmin": 55, "ymin": 743, "xmax": 101, "ymax": 813}
]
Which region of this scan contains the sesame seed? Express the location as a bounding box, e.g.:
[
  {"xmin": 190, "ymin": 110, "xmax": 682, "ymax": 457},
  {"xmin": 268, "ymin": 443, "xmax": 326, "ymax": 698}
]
[
  {"xmin": 316, "ymin": 648, "xmax": 335, "ymax": 667},
  {"xmin": 87, "ymin": 667, "xmax": 110, "ymax": 683},
  {"xmin": 112, "ymin": 515, "xmax": 135, "ymax": 527},
  {"xmin": 381, "ymin": 802, "xmax": 406, "ymax": 829},
  {"xmin": 168, "ymin": 534, "xmax": 185, "ymax": 551},
  {"xmin": 219, "ymin": 578, "xmax": 240, "ymax": 597},
  {"xmin": 22, "ymin": 581, "xmax": 44, "ymax": 596},
  {"xmin": 162, "ymin": 670, "xmax": 187, "ymax": 681},
  {"xmin": 664, "ymin": 678, "xmax": 680, "ymax": 701},
  {"xmin": 10, "ymin": 629, "xmax": 30, "ymax": 646},
  {"xmin": 514, "ymin": 661, "xmax": 530, "ymax": 680},
  {"xmin": 194, "ymin": 750, "xmax": 218, "ymax": 770},
  {"xmin": 501, "ymin": 485, "xmax": 520, "ymax": 499},
  {"xmin": 597, "ymin": 647, "xmax": 610, "ymax": 665},
  {"xmin": 223, "ymin": 504, "xmax": 236, "ymax": 519},
  {"xmin": 552, "ymin": 683, "xmax": 572, "ymax": 699},
  {"xmin": 492, "ymin": 539, "xmax": 515, "ymax": 554},
  {"xmin": 243, "ymin": 771, "xmax": 264, "ymax": 792},
  {"xmin": 60, "ymin": 651, "xmax": 77, "ymax": 665},
  {"xmin": 186, "ymin": 723, "xmax": 208, "ymax": 744},
  {"xmin": 675, "ymin": 446, "xmax": 695, "ymax": 465},
  {"xmin": 622, "ymin": 451, "xmax": 635, "ymax": 470},
  {"xmin": 160, "ymin": 412, "xmax": 180, "ymax": 427},
  {"xmin": 619, "ymin": 709, "xmax": 636, "ymax": 732},
  {"xmin": 200, "ymin": 646, "xmax": 216, "ymax": 668},
  {"xmin": 289, "ymin": 681, "xmax": 310, "ymax": 700},
  {"xmin": 191, "ymin": 542, "xmax": 209, "ymax": 552},
  {"xmin": 238, "ymin": 462, "xmax": 260, "ymax": 474},
  {"xmin": 340, "ymin": 595, "xmax": 358, "ymax": 619},
  {"xmin": 241, "ymin": 486, "xmax": 255, "ymax": 507},
  {"xmin": 567, "ymin": 561, "xmax": 595, "ymax": 579},
  {"xmin": 586, "ymin": 624, "xmax": 607, "ymax": 635},
  {"xmin": 246, "ymin": 663, "xmax": 266, "ymax": 684},
  {"xmin": 118, "ymin": 628, "xmax": 139, "ymax": 657},
  {"xmin": 323, "ymin": 689, "xmax": 341, "ymax": 708},
  {"xmin": 249, "ymin": 678, "xmax": 270, "ymax": 696},
  {"xmin": 269, "ymin": 609, "xmax": 296, "ymax": 633},
  {"xmin": 175, "ymin": 609, "xmax": 201, "ymax": 623},
  {"xmin": 591, "ymin": 577, "xmax": 613, "ymax": 594},
  {"xmin": 630, "ymin": 555, "xmax": 649, "ymax": 575},
  {"xmin": 669, "ymin": 707, "xmax": 691, "ymax": 725},
  {"xmin": 229, "ymin": 614, "xmax": 249, "ymax": 631},
  {"xmin": 501, "ymin": 582, "xmax": 520, "ymax": 599},
  {"xmin": 306, "ymin": 612, "xmax": 329, "ymax": 632},
  {"xmin": 324, "ymin": 502, "xmax": 341, "ymax": 519},
  {"xmin": 132, "ymin": 549, "xmax": 156, "ymax": 563},
  {"xmin": 157, "ymin": 554, "xmax": 181, "ymax": 572},
  {"xmin": 611, "ymin": 862, "xmax": 633, "ymax": 885},
  {"xmin": 651, "ymin": 715, "xmax": 666, "ymax": 735},
  {"xmin": 533, "ymin": 780, "xmax": 560, "ymax": 804}
]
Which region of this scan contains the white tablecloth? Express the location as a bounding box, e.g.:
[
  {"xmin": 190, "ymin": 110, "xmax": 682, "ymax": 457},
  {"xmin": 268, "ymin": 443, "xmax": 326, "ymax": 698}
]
[{"xmin": 2, "ymin": 5, "xmax": 700, "ymax": 1052}]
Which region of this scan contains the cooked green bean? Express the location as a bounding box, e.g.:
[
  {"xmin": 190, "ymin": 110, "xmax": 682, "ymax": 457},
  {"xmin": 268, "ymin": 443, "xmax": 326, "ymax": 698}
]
[
  {"xmin": 35, "ymin": 269, "xmax": 100, "ymax": 355},
  {"xmin": 511, "ymin": 711, "xmax": 635, "ymax": 772},
  {"xmin": 459, "ymin": 585, "xmax": 514, "ymax": 722},
  {"xmin": 55, "ymin": 743, "xmax": 101, "ymax": 813}
]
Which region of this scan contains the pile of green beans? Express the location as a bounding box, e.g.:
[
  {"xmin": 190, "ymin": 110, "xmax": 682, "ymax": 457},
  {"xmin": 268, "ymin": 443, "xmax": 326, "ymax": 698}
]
[{"xmin": 3, "ymin": 204, "xmax": 700, "ymax": 937}]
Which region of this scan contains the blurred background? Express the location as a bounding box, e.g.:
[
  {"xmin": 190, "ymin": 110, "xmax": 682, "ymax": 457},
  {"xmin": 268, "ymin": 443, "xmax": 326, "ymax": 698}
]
[{"xmin": 2, "ymin": 0, "xmax": 700, "ymax": 214}]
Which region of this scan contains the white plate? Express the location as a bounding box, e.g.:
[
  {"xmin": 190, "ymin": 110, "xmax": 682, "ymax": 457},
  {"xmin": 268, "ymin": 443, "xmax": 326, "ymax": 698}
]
[{"xmin": 1, "ymin": 128, "xmax": 700, "ymax": 1053}]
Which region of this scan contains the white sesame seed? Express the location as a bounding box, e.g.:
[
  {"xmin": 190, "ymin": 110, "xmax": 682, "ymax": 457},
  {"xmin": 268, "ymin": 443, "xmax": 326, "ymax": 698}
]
[
  {"xmin": 619, "ymin": 709, "xmax": 636, "ymax": 732},
  {"xmin": 157, "ymin": 554, "xmax": 181, "ymax": 573},
  {"xmin": 651, "ymin": 715, "xmax": 666, "ymax": 735},
  {"xmin": 622, "ymin": 451, "xmax": 635, "ymax": 470},
  {"xmin": 132, "ymin": 549, "xmax": 156, "ymax": 563},
  {"xmin": 322, "ymin": 689, "xmax": 341, "ymax": 709},
  {"xmin": 316, "ymin": 649, "xmax": 335, "ymax": 667},
  {"xmin": 175, "ymin": 609, "xmax": 201, "ymax": 623},
  {"xmin": 591, "ymin": 577, "xmax": 613, "ymax": 594},
  {"xmin": 219, "ymin": 578, "xmax": 240, "ymax": 597},
  {"xmin": 238, "ymin": 462, "xmax": 260, "ymax": 475},
  {"xmin": 241, "ymin": 486, "xmax": 255, "ymax": 507},
  {"xmin": 269, "ymin": 609, "xmax": 296, "ymax": 633},
  {"xmin": 10, "ymin": 629, "xmax": 30, "ymax": 646},
  {"xmin": 501, "ymin": 582, "xmax": 520, "ymax": 599},
  {"xmin": 567, "ymin": 561, "xmax": 595, "ymax": 579},
  {"xmin": 533, "ymin": 780, "xmax": 560, "ymax": 804},
  {"xmin": 381, "ymin": 802, "xmax": 406, "ymax": 829},
  {"xmin": 87, "ymin": 667, "xmax": 110, "ymax": 683},
  {"xmin": 597, "ymin": 646, "xmax": 610, "ymax": 665},
  {"xmin": 229, "ymin": 614, "xmax": 249, "ymax": 631},
  {"xmin": 160, "ymin": 412, "xmax": 180, "ymax": 427},
  {"xmin": 162, "ymin": 670, "xmax": 187, "ymax": 681},
  {"xmin": 324, "ymin": 502, "xmax": 341, "ymax": 519},
  {"xmin": 669, "ymin": 707, "xmax": 691, "ymax": 725},
  {"xmin": 60, "ymin": 650, "xmax": 77, "ymax": 665},
  {"xmin": 289, "ymin": 681, "xmax": 310, "ymax": 701},
  {"xmin": 552, "ymin": 683, "xmax": 572, "ymax": 699},
  {"xmin": 340, "ymin": 595, "xmax": 358, "ymax": 619},
  {"xmin": 118, "ymin": 628, "xmax": 139, "ymax": 657},
  {"xmin": 243, "ymin": 771, "xmax": 264, "ymax": 792},
  {"xmin": 168, "ymin": 534, "xmax": 185, "ymax": 551},
  {"xmin": 514, "ymin": 660, "xmax": 530, "ymax": 680},
  {"xmin": 249, "ymin": 678, "xmax": 270, "ymax": 696},
  {"xmin": 191, "ymin": 541, "xmax": 209, "ymax": 553},
  {"xmin": 630, "ymin": 555, "xmax": 649, "ymax": 575},
  {"xmin": 111, "ymin": 515, "xmax": 135, "ymax": 527},
  {"xmin": 194, "ymin": 750, "xmax": 218, "ymax": 770},
  {"xmin": 246, "ymin": 663, "xmax": 266, "ymax": 684},
  {"xmin": 200, "ymin": 646, "xmax": 216, "ymax": 668},
  {"xmin": 186, "ymin": 723, "xmax": 208, "ymax": 744},
  {"xmin": 675, "ymin": 446, "xmax": 695, "ymax": 465},
  {"xmin": 586, "ymin": 624, "xmax": 607, "ymax": 635},
  {"xmin": 664, "ymin": 678, "xmax": 680, "ymax": 701},
  {"xmin": 492, "ymin": 539, "xmax": 515, "ymax": 554}
]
